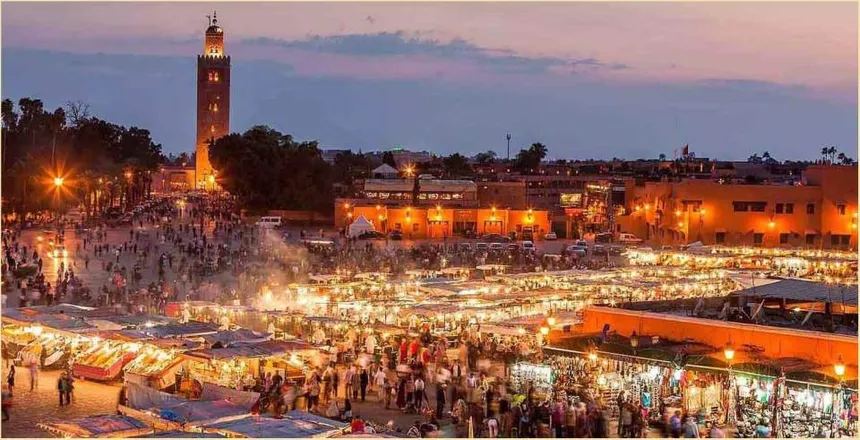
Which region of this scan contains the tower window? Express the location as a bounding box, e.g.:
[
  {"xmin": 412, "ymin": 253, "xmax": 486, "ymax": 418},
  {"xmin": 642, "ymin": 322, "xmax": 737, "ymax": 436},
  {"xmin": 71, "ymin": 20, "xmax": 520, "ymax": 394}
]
[
  {"xmin": 208, "ymin": 71, "xmax": 220, "ymax": 82},
  {"xmin": 209, "ymin": 103, "xmax": 219, "ymax": 112},
  {"xmin": 210, "ymin": 125, "xmax": 216, "ymax": 134}
]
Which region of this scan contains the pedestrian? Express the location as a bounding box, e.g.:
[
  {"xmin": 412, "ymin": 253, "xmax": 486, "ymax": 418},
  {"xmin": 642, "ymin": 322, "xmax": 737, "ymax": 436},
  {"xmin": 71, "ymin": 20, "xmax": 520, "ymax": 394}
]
[
  {"xmin": 28, "ymin": 361, "xmax": 38, "ymax": 391},
  {"xmin": 669, "ymin": 410, "xmax": 683, "ymax": 438},
  {"xmin": 683, "ymin": 416, "xmax": 700, "ymax": 438},
  {"xmin": 1, "ymin": 385, "xmax": 10, "ymax": 421},
  {"xmin": 436, "ymin": 382, "xmax": 446, "ymax": 418},
  {"xmin": 57, "ymin": 372, "xmax": 69, "ymax": 406},
  {"xmin": 6, "ymin": 364, "xmax": 14, "ymax": 395},
  {"xmin": 359, "ymin": 368, "xmax": 369, "ymax": 402},
  {"xmin": 373, "ymin": 366, "xmax": 386, "ymax": 402}
]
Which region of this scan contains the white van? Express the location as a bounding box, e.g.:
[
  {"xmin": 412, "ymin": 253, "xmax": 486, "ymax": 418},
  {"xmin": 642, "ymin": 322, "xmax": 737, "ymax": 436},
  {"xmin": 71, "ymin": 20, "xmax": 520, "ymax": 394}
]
[{"xmin": 255, "ymin": 216, "xmax": 282, "ymax": 228}]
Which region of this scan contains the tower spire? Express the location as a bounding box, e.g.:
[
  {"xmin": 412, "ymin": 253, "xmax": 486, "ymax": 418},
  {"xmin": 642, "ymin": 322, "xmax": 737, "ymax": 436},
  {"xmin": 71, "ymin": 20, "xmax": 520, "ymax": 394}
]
[{"xmin": 212, "ymin": 10, "xmax": 218, "ymax": 25}]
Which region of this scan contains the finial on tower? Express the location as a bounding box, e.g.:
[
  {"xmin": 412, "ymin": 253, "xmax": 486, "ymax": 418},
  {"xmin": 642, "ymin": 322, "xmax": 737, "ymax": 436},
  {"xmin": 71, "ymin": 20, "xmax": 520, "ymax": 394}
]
[{"xmin": 212, "ymin": 11, "xmax": 218, "ymax": 25}]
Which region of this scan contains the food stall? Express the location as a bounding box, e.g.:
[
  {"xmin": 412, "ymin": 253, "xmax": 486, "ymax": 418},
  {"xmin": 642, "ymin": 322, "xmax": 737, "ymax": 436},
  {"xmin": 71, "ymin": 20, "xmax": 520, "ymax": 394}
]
[
  {"xmin": 180, "ymin": 340, "xmax": 318, "ymax": 389},
  {"xmin": 72, "ymin": 339, "xmax": 140, "ymax": 381}
]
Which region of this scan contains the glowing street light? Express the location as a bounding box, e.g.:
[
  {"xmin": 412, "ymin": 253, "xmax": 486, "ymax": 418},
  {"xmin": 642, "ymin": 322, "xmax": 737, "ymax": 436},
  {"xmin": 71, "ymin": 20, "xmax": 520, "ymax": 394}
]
[
  {"xmin": 53, "ymin": 176, "xmax": 64, "ymax": 187},
  {"xmin": 539, "ymin": 326, "xmax": 550, "ymax": 336},
  {"xmin": 834, "ymin": 356, "xmax": 846, "ymax": 378},
  {"xmin": 724, "ymin": 342, "xmax": 735, "ymax": 362}
]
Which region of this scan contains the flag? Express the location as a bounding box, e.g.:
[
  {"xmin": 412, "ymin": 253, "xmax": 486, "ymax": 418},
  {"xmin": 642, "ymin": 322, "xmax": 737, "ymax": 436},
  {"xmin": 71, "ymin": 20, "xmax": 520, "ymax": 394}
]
[{"xmin": 682, "ymin": 144, "xmax": 689, "ymax": 156}]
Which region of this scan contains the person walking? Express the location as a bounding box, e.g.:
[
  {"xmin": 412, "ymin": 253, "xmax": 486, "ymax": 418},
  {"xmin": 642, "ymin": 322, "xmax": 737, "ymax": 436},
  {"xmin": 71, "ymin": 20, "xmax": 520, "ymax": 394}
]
[
  {"xmin": 6, "ymin": 364, "xmax": 15, "ymax": 395},
  {"xmin": 57, "ymin": 372, "xmax": 69, "ymax": 406},
  {"xmin": 436, "ymin": 382, "xmax": 447, "ymax": 419},
  {"xmin": 28, "ymin": 361, "xmax": 38, "ymax": 391},
  {"xmin": 374, "ymin": 367, "xmax": 386, "ymax": 402},
  {"xmin": 359, "ymin": 368, "xmax": 369, "ymax": 402}
]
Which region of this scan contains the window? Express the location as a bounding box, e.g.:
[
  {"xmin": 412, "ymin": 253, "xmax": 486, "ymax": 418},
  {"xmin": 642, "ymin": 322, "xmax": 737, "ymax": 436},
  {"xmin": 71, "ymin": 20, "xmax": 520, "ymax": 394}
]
[
  {"xmin": 831, "ymin": 235, "xmax": 850, "ymax": 247},
  {"xmin": 775, "ymin": 203, "xmax": 783, "ymax": 214},
  {"xmin": 412, "ymin": 223, "xmax": 419, "ymax": 233},
  {"xmin": 806, "ymin": 234, "xmax": 816, "ymax": 245},
  {"xmin": 208, "ymin": 71, "xmax": 220, "ymax": 82},
  {"xmin": 775, "ymin": 203, "xmax": 794, "ymax": 214},
  {"xmin": 806, "ymin": 203, "xmax": 815, "ymax": 215},
  {"xmin": 837, "ymin": 204, "xmax": 846, "ymax": 215},
  {"xmin": 779, "ymin": 233, "xmax": 789, "ymax": 244},
  {"xmin": 753, "ymin": 233, "xmax": 764, "ymax": 245},
  {"xmin": 715, "ymin": 232, "xmax": 726, "ymax": 244},
  {"xmin": 394, "ymin": 223, "xmax": 401, "ymax": 230},
  {"xmin": 785, "ymin": 203, "xmax": 793, "ymax": 214},
  {"xmin": 733, "ymin": 201, "xmax": 767, "ymax": 212}
]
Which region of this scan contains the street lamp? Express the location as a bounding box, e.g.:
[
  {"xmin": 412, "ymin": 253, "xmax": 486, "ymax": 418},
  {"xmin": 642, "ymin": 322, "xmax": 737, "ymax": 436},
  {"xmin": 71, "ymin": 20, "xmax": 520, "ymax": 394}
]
[
  {"xmin": 630, "ymin": 331, "xmax": 639, "ymax": 355},
  {"xmin": 725, "ymin": 342, "xmax": 737, "ymax": 427},
  {"xmin": 53, "ymin": 176, "xmax": 64, "ymax": 187},
  {"xmin": 547, "ymin": 315, "xmax": 557, "ymax": 327},
  {"xmin": 832, "ymin": 356, "xmax": 846, "ymax": 436}
]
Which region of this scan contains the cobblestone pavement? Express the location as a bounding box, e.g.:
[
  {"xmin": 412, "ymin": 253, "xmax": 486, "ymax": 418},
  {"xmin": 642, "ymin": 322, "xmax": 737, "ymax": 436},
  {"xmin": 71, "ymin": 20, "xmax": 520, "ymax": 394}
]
[{"xmin": 1, "ymin": 361, "xmax": 121, "ymax": 438}]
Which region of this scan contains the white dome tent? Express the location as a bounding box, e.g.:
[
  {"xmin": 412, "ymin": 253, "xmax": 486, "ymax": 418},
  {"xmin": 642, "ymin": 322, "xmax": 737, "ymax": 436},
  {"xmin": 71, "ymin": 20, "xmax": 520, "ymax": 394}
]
[{"xmin": 348, "ymin": 215, "xmax": 376, "ymax": 238}]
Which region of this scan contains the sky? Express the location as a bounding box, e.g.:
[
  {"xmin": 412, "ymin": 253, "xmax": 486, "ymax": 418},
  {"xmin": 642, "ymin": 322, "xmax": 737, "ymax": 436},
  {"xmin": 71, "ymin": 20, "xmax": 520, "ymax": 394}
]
[{"xmin": 2, "ymin": 2, "xmax": 857, "ymax": 160}]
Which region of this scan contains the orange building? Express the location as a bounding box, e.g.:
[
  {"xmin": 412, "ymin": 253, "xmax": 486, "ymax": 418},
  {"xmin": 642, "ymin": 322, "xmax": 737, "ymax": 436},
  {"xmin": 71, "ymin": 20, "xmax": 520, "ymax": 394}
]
[
  {"xmin": 334, "ymin": 202, "xmax": 551, "ymax": 240},
  {"xmin": 616, "ymin": 165, "xmax": 857, "ymax": 249}
]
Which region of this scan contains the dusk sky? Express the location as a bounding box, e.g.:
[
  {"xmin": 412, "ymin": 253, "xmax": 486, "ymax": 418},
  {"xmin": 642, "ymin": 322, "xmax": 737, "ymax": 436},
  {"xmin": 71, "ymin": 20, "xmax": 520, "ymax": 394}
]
[{"xmin": 3, "ymin": 2, "xmax": 857, "ymax": 160}]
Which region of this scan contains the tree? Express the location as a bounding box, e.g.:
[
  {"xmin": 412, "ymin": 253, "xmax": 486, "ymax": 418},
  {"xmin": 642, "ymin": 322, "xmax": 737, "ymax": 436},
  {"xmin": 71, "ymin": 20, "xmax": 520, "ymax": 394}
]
[
  {"xmin": 475, "ymin": 150, "xmax": 497, "ymax": 165},
  {"xmin": 333, "ymin": 151, "xmax": 371, "ymax": 187},
  {"xmin": 441, "ymin": 153, "xmax": 473, "ymax": 178},
  {"xmin": 209, "ymin": 125, "xmax": 334, "ymax": 213},
  {"xmin": 837, "ymin": 152, "xmax": 855, "ymax": 165},
  {"xmin": 382, "ymin": 151, "xmax": 397, "ymax": 169},
  {"xmin": 2, "ymin": 97, "xmax": 164, "ymax": 218},
  {"xmin": 747, "ymin": 153, "xmax": 762, "ymax": 164},
  {"xmin": 658, "ymin": 153, "xmax": 666, "ymax": 161},
  {"xmin": 512, "ymin": 142, "xmax": 549, "ymax": 173}
]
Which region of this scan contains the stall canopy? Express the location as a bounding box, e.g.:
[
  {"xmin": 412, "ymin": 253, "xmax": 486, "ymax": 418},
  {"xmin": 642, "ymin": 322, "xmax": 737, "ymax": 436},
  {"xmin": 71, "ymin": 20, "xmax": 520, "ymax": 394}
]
[
  {"xmin": 144, "ymin": 321, "xmax": 220, "ymax": 338},
  {"xmin": 201, "ymin": 411, "xmax": 348, "ymax": 438},
  {"xmin": 38, "ymin": 414, "xmax": 152, "ymax": 438},
  {"xmin": 182, "ymin": 340, "xmax": 315, "ymax": 361},
  {"xmin": 199, "ymin": 329, "xmax": 271, "ymax": 346},
  {"xmin": 126, "ymin": 383, "xmax": 259, "ymax": 425},
  {"xmin": 732, "ymin": 278, "xmax": 858, "ymax": 307},
  {"xmin": 348, "ymin": 216, "xmax": 376, "ymax": 238},
  {"xmin": 132, "ymin": 430, "xmax": 226, "ymax": 438}
]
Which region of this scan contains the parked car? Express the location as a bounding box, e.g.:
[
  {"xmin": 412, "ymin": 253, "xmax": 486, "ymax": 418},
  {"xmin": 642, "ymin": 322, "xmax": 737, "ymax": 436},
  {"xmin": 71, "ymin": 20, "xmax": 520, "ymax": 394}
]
[
  {"xmin": 255, "ymin": 216, "xmax": 283, "ymax": 229},
  {"xmin": 475, "ymin": 242, "xmax": 489, "ymax": 253},
  {"xmin": 483, "ymin": 233, "xmax": 510, "ymax": 243},
  {"xmin": 618, "ymin": 233, "xmax": 643, "ymax": 245},
  {"xmin": 521, "ymin": 241, "xmax": 536, "ymax": 253},
  {"xmin": 609, "ymin": 244, "xmax": 625, "ymax": 255},
  {"xmin": 389, "ymin": 230, "xmax": 403, "ymax": 240},
  {"xmin": 575, "ymin": 240, "xmax": 588, "ymax": 248},
  {"xmin": 457, "ymin": 243, "xmax": 473, "ymax": 252},
  {"xmin": 593, "ymin": 244, "xmax": 608, "ymax": 255},
  {"xmin": 506, "ymin": 243, "xmax": 519, "ymax": 252},
  {"xmin": 544, "ymin": 231, "xmax": 558, "ymax": 240},
  {"xmin": 489, "ymin": 243, "xmax": 505, "ymax": 252},
  {"xmin": 358, "ymin": 231, "xmax": 386, "ymax": 240},
  {"xmin": 566, "ymin": 245, "xmax": 587, "ymax": 258}
]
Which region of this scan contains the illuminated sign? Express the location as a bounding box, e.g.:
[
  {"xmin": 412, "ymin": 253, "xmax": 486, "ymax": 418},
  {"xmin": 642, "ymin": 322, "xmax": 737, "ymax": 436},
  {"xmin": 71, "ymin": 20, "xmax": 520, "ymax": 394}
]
[{"xmin": 560, "ymin": 193, "xmax": 583, "ymax": 207}]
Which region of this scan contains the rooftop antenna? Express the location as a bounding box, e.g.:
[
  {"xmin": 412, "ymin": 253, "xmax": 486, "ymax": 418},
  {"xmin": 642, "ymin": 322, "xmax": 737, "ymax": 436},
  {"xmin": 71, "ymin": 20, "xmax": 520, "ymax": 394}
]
[{"xmin": 506, "ymin": 133, "xmax": 512, "ymax": 161}]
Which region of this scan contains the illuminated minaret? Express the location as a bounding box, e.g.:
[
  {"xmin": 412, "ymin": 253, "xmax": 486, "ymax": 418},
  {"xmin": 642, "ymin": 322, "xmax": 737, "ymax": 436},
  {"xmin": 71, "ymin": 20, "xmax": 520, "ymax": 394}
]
[{"xmin": 195, "ymin": 11, "xmax": 231, "ymax": 190}]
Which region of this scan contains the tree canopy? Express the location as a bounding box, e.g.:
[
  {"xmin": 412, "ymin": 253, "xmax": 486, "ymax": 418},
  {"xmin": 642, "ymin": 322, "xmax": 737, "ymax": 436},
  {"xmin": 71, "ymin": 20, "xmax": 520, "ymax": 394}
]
[
  {"xmin": 2, "ymin": 97, "xmax": 163, "ymax": 216},
  {"xmin": 512, "ymin": 142, "xmax": 548, "ymax": 173},
  {"xmin": 209, "ymin": 125, "xmax": 334, "ymax": 213}
]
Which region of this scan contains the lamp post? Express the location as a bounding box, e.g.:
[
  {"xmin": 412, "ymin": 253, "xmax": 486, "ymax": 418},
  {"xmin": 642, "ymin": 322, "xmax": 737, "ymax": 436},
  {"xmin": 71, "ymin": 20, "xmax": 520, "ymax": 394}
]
[
  {"xmin": 630, "ymin": 331, "xmax": 639, "ymax": 355},
  {"xmin": 832, "ymin": 356, "xmax": 845, "ymax": 436},
  {"xmin": 724, "ymin": 342, "xmax": 737, "ymax": 427}
]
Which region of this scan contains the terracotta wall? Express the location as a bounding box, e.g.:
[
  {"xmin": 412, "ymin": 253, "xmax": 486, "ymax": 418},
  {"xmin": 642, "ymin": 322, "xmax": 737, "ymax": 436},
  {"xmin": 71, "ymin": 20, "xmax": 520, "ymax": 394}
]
[{"xmin": 580, "ymin": 306, "xmax": 858, "ymax": 378}]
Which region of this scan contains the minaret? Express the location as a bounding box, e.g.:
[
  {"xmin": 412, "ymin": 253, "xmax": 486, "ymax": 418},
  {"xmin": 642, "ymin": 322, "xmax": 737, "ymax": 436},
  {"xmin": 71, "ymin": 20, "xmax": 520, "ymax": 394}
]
[{"xmin": 195, "ymin": 11, "xmax": 231, "ymax": 190}]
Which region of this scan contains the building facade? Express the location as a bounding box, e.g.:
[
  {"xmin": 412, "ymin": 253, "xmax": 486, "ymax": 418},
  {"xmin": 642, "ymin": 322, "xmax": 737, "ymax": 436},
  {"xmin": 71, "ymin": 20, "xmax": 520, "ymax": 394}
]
[
  {"xmin": 195, "ymin": 12, "xmax": 231, "ymax": 191},
  {"xmin": 616, "ymin": 165, "xmax": 858, "ymax": 249},
  {"xmin": 334, "ymin": 203, "xmax": 551, "ymax": 240}
]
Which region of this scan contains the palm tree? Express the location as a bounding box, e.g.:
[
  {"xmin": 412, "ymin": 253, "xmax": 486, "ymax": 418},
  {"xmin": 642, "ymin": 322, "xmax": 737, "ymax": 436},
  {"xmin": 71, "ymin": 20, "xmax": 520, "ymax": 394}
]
[
  {"xmin": 821, "ymin": 146, "xmax": 830, "ymax": 163},
  {"xmin": 828, "ymin": 146, "xmax": 838, "ymax": 163},
  {"xmin": 529, "ymin": 142, "xmax": 548, "ymax": 160}
]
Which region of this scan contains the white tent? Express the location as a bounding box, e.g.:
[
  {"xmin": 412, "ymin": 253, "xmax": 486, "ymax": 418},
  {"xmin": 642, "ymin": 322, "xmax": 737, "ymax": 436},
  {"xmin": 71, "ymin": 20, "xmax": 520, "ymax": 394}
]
[
  {"xmin": 371, "ymin": 164, "xmax": 399, "ymax": 178},
  {"xmin": 348, "ymin": 215, "xmax": 376, "ymax": 238}
]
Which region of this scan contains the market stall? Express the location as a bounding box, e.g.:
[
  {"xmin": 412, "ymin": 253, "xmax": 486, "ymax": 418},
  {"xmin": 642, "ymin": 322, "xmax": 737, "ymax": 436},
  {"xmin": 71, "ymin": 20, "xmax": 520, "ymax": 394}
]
[
  {"xmin": 180, "ymin": 340, "xmax": 318, "ymax": 389},
  {"xmin": 38, "ymin": 414, "xmax": 153, "ymax": 438},
  {"xmin": 199, "ymin": 411, "xmax": 348, "ymax": 438}
]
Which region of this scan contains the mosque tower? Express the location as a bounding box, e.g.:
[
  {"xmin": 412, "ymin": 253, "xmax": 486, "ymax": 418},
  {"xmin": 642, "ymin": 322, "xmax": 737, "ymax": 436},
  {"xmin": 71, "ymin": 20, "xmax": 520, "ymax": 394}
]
[{"xmin": 195, "ymin": 11, "xmax": 231, "ymax": 190}]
